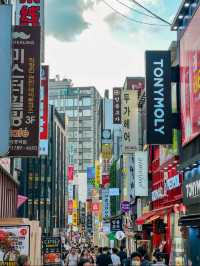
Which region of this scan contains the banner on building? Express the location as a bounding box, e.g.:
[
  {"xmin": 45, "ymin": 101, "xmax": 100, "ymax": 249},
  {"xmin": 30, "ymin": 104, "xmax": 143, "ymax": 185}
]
[
  {"xmin": 73, "ymin": 200, "xmax": 78, "ymax": 209},
  {"xmin": 146, "ymin": 50, "xmax": 172, "ymax": 144},
  {"xmin": 67, "ymin": 165, "xmax": 74, "ymax": 181},
  {"xmin": 87, "ymin": 166, "xmax": 95, "ymax": 179},
  {"xmin": 113, "ymin": 87, "xmax": 121, "ymax": 124},
  {"xmin": 109, "ymin": 188, "xmax": 120, "ymax": 196},
  {"xmin": 102, "ymin": 188, "xmax": 110, "ymax": 219},
  {"xmin": 122, "ymin": 90, "xmax": 138, "ymax": 153},
  {"xmin": 42, "ymin": 237, "xmax": 61, "ymax": 266},
  {"xmin": 9, "ymin": 26, "xmax": 41, "ymax": 157},
  {"xmin": 102, "ymin": 174, "xmax": 110, "ymax": 187},
  {"xmin": 0, "ymin": 5, "xmax": 12, "ymax": 156},
  {"xmin": 102, "ymin": 159, "xmax": 111, "ymax": 175},
  {"xmin": 39, "ymin": 65, "xmax": 49, "ymax": 155},
  {"xmin": 102, "ymin": 129, "xmax": 112, "ymax": 144},
  {"xmin": 134, "ymin": 151, "xmax": 148, "ymax": 197},
  {"xmin": 102, "ymin": 144, "xmax": 112, "ymax": 160},
  {"xmin": 180, "ymin": 8, "xmax": 200, "ymax": 146},
  {"xmin": 92, "ymin": 202, "xmax": 100, "ymax": 214},
  {"xmin": 0, "ymin": 225, "xmax": 30, "ymax": 263},
  {"xmin": 86, "ymin": 214, "xmax": 93, "ymax": 232},
  {"xmin": 68, "ymin": 184, "xmax": 74, "ymax": 200},
  {"xmin": 72, "ymin": 212, "xmax": 78, "ymax": 226},
  {"xmin": 110, "ymin": 218, "xmax": 122, "ymax": 232},
  {"xmin": 95, "ymin": 160, "xmax": 101, "ymax": 188},
  {"xmin": 68, "ymin": 200, "xmax": 73, "ymax": 214}
]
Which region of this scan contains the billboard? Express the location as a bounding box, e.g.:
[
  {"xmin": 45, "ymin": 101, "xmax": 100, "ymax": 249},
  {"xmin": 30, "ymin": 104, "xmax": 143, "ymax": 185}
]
[
  {"xmin": 134, "ymin": 151, "xmax": 148, "ymax": 197},
  {"xmin": 0, "ymin": 5, "xmax": 12, "ymax": 156},
  {"xmin": 113, "ymin": 88, "xmax": 121, "ymax": 124},
  {"xmin": 146, "ymin": 50, "xmax": 172, "ymax": 144},
  {"xmin": 0, "ymin": 225, "xmax": 30, "ymax": 264},
  {"xmin": 9, "ymin": 26, "xmax": 41, "ymax": 157},
  {"xmin": 42, "ymin": 237, "xmax": 61, "ymax": 266},
  {"xmin": 122, "ymin": 90, "xmax": 138, "ymax": 153},
  {"xmin": 180, "ymin": 7, "xmax": 200, "ymax": 145},
  {"xmin": 102, "ymin": 144, "xmax": 112, "ymax": 160},
  {"xmin": 39, "ymin": 65, "xmax": 49, "ymax": 155}
]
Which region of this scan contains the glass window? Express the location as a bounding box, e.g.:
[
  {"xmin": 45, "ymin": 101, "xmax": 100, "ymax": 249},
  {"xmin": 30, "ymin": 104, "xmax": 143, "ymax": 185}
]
[
  {"xmin": 83, "ymin": 97, "xmax": 91, "ymax": 106},
  {"xmin": 82, "ymin": 110, "xmax": 91, "ymax": 116}
]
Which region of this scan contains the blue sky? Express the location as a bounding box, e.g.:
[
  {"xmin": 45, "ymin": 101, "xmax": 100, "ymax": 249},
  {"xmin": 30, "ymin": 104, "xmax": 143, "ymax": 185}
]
[{"xmin": 45, "ymin": 0, "xmax": 182, "ymax": 95}]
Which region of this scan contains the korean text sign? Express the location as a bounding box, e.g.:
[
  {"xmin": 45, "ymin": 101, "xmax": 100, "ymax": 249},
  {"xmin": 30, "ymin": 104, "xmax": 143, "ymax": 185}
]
[
  {"xmin": 9, "ymin": 26, "xmax": 40, "ymax": 157},
  {"xmin": 180, "ymin": 7, "xmax": 200, "ymax": 145},
  {"xmin": 42, "ymin": 237, "xmax": 61, "ymax": 266},
  {"xmin": 146, "ymin": 50, "xmax": 172, "ymax": 144},
  {"xmin": 122, "ymin": 90, "xmax": 138, "ymax": 153},
  {"xmin": 113, "ymin": 88, "xmax": 121, "ymax": 124},
  {"xmin": 0, "ymin": 225, "xmax": 30, "ymax": 264}
]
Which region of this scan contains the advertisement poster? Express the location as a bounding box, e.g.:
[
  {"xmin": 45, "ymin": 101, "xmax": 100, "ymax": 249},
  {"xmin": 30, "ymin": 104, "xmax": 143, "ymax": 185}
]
[
  {"xmin": 0, "ymin": 5, "xmax": 12, "ymax": 156},
  {"xmin": 0, "ymin": 225, "xmax": 30, "ymax": 264},
  {"xmin": 39, "ymin": 65, "xmax": 49, "ymax": 155},
  {"xmin": 146, "ymin": 50, "xmax": 172, "ymax": 144},
  {"xmin": 180, "ymin": 7, "xmax": 200, "ymax": 146},
  {"xmin": 9, "ymin": 26, "xmax": 41, "ymax": 157},
  {"xmin": 42, "ymin": 237, "xmax": 61, "ymax": 266},
  {"xmin": 113, "ymin": 87, "xmax": 121, "ymax": 124},
  {"xmin": 122, "ymin": 90, "xmax": 138, "ymax": 153}
]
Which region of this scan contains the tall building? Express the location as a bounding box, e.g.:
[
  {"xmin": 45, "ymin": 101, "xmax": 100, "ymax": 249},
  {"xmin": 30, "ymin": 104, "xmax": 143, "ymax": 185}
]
[
  {"xmin": 49, "ymin": 79, "xmax": 102, "ymax": 174},
  {"xmin": 18, "ymin": 106, "xmax": 67, "ymax": 234}
]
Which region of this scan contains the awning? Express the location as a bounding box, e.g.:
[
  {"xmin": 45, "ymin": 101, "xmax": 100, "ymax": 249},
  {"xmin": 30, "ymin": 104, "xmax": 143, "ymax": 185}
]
[
  {"xmin": 145, "ymin": 214, "xmax": 161, "ymax": 224},
  {"xmin": 179, "ymin": 214, "xmax": 200, "ymax": 227},
  {"xmin": 135, "ymin": 212, "xmax": 154, "ymax": 225}
]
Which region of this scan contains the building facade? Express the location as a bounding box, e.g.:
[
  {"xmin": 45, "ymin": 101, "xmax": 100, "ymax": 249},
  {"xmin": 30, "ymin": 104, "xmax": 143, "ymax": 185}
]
[
  {"xmin": 49, "ymin": 79, "xmax": 102, "ymax": 173},
  {"xmin": 18, "ymin": 106, "xmax": 67, "ymax": 234}
]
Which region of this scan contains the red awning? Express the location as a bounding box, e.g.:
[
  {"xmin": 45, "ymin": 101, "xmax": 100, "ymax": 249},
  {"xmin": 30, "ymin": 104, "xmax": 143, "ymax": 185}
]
[{"xmin": 135, "ymin": 212, "xmax": 154, "ymax": 225}]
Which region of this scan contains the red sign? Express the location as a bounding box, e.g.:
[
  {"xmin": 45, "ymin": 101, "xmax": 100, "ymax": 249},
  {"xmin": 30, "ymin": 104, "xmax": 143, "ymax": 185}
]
[
  {"xmin": 16, "ymin": 0, "xmax": 41, "ymax": 27},
  {"xmin": 180, "ymin": 7, "xmax": 200, "ymax": 145},
  {"xmin": 102, "ymin": 175, "xmax": 110, "ymax": 187},
  {"xmin": 40, "ymin": 65, "xmax": 49, "ymax": 140},
  {"xmin": 68, "ymin": 200, "xmax": 73, "ymax": 214},
  {"xmin": 67, "ymin": 165, "xmax": 74, "ymax": 181},
  {"xmin": 92, "ymin": 203, "xmax": 99, "ymax": 213}
]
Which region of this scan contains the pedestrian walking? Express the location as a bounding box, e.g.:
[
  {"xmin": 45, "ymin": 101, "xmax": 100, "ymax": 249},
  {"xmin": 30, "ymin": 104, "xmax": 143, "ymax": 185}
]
[
  {"xmin": 137, "ymin": 246, "xmax": 152, "ymax": 266},
  {"xmin": 118, "ymin": 246, "xmax": 127, "ymax": 265},
  {"xmin": 96, "ymin": 247, "xmax": 112, "ymax": 266},
  {"xmin": 65, "ymin": 247, "xmax": 79, "ymax": 266},
  {"xmin": 152, "ymin": 252, "xmax": 166, "ymax": 266},
  {"xmin": 111, "ymin": 248, "xmax": 121, "ymax": 266},
  {"xmin": 130, "ymin": 252, "xmax": 142, "ymax": 266},
  {"xmin": 16, "ymin": 255, "xmax": 30, "ymax": 266}
]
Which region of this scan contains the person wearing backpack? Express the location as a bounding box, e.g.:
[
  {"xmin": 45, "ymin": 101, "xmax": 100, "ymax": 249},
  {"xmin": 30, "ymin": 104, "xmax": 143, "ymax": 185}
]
[{"xmin": 65, "ymin": 247, "xmax": 79, "ymax": 266}]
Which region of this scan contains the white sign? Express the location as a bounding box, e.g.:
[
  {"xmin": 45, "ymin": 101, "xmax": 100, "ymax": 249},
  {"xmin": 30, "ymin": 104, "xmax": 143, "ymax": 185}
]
[
  {"xmin": 115, "ymin": 231, "xmax": 125, "ymax": 240},
  {"xmin": 109, "ymin": 188, "xmax": 120, "ymax": 196},
  {"xmin": 152, "ymin": 187, "xmax": 164, "ymax": 201},
  {"xmin": 102, "ymin": 188, "xmax": 110, "ymax": 218},
  {"xmin": 0, "ymin": 225, "xmax": 30, "ymax": 262},
  {"xmin": 122, "ymin": 90, "xmax": 139, "ymax": 154},
  {"xmin": 68, "ymin": 184, "xmax": 74, "ymax": 200},
  {"xmin": 0, "ymin": 5, "xmax": 12, "ymax": 156},
  {"xmin": 134, "ymin": 151, "xmax": 148, "ymax": 196}
]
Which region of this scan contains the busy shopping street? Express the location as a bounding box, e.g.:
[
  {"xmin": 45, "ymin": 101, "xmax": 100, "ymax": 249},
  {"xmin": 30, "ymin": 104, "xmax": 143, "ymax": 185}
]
[{"xmin": 0, "ymin": 0, "xmax": 200, "ymax": 265}]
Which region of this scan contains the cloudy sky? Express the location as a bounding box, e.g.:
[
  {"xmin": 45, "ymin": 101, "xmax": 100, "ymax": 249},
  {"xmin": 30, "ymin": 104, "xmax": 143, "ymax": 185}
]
[{"xmin": 45, "ymin": 0, "xmax": 181, "ymax": 95}]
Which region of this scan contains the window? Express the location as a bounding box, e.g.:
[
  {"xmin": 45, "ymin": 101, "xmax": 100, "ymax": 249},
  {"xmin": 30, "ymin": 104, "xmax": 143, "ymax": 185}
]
[
  {"xmin": 83, "ymin": 109, "xmax": 91, "ymax": 116},
  {"xmin": 83, "ymin": 97, "xmax": 91, "ymax": 106}
]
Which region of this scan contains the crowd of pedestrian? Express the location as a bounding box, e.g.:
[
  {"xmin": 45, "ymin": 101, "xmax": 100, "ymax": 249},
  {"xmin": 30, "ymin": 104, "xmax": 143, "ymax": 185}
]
[{"xmin": 59, "ymin": 245, "xmax": 167, "ymax": 266}]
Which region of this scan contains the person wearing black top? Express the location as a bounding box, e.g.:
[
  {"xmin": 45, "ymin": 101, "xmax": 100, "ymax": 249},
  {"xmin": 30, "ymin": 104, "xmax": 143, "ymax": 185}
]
[
  {"xmin": 96, "ymin": 247, "xmax": 112, "ymax": 266},
  {"xmin": 118, "ymin": 246, "xmax": 127, "ymax": 265}
]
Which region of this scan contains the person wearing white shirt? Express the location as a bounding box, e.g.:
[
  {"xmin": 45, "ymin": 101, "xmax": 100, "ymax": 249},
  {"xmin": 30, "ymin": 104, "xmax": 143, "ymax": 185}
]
[{"xmin": 111, "ymin": 248, "xmax": 121, "ymax": 266}]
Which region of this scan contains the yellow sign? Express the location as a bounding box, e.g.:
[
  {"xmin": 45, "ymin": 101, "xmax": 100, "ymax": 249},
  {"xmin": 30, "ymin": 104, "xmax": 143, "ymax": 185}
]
[
  {"xmin": 102, "ymin": 144, "xmax": 112, "ymax": 160},
  {"xmin": 73, "ymin": 200, "xmax": 78, "ymax": 209},
  {"xmin": 72, "ymin": 212, "xmax": 78, "ymax": 226},
  {"xmin": 95, "ymin": 160, "xmax": 100, "ymax": 188}
]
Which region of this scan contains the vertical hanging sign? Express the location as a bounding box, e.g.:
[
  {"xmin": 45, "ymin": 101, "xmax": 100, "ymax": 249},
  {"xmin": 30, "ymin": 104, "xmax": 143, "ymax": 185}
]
[
  {"xmin": 102, "ymin": 188, "xmax": 110, "ymax": 219},
  {"xmin": 122, "ymin": 90, "xmax": 138, "ymax": 153},
  {"xmin": 113, "ymin": 88, "xmax": 121, "ymax": 124},
  {"xmin": 9, "ymin": 26, "xmax": 41, "ymax": 157},
  {"xmin": 145, "ymin": 51, "xmax": 172, "ymax": 144}
]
